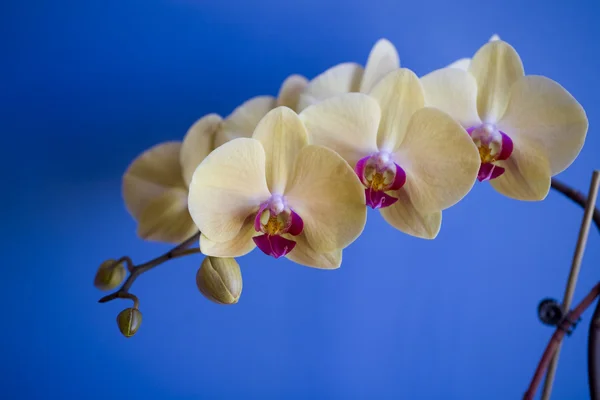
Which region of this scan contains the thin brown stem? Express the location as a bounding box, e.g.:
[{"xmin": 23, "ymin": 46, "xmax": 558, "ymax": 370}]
[
  {"xmin": 98, "ymin": 232, "xmax": 202, "ymax": 304},
  {"xmin": 117, "ymin": 292, "xmax": 140, "ymax": 308},
  {"xmin": 114, "ymin": 255, "xmax": 134, "ymax": 272},
  {"xmin": 589, "ymin": 299, "xmax": 600, "ymax": 400},
  {"xmin": 523, "ymin": 282, "xmax": 600, "ymax": 400},
  {"xmin": 551, "ymin": 178, "xmax": 600, "ymax": 232},
  {"xmin": 172, "ymin": 248, "xmax": 203, "ymax": 258},
  {"xmin": 541, "ymin": 172, "xmax": 600, "ymax": 399},
  {"xmin": 520, "ymin": 174, "xmax": 600, "ymax": 399}
]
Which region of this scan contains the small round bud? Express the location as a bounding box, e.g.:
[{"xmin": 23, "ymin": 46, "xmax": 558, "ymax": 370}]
[
  {"xmin": 197, "ymin": 257, "xmax": 242, "ymax": 305},
  {"xmin": 94, "ymin": 259, "xmax": 126, "ymax": 291},
  {"xmin": 117, "ymin": 308, "xmax": 142, "ymax": 338}
]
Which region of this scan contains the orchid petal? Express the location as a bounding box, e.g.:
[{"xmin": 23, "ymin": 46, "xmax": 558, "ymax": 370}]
[
  {"xmin": 253, "ymin": 202, "xmax": 269, "ymax": 232},
  {"xmin": 285, "ymin": 145, "xmax": 366, "ymax": 253},
  {"xmin": 297, "ymin": 63, "xmax": 364, "ymax": 111},
  {"xmin": 180, "ymin": 114, "xmax": 222, "ymax": 186},
  {"xmin": 477, "ymin": 163, "xmax": 505, "ymax": 182},
  {"xmin": 442, "ymin": 35, "xmax": 500, "ymax": 71},
  {"xmin": 286, "ymin": 233, "xmax": 342, "ymax": 269},
  {"xmin": 498, "ymin": 75, "xmax": 588, "ymax": 175},
  {"xmin": 277, "ymin": 74, "xmax": 309, "ymax": 111},
  {"xmin": 252, "ymin": 107, "xmax": 309, "ymax": 194},
  {"xmin": 394, "ymin": 107, "xmax": 480, "ymax": 212},
  {"xmin": 199, "ymin": 219, "xmax": 257, "ymax": 258},
  {"xmin": 365, "ymin": 188, "xmax": 398, "ymax": 209},
  {"xmin": 369, "ymin": 68, "xmax": 425, "ymax": 151},
  {"xmin": 300, "ymin": 93, "xmax": 380, "ymax": 167},
  {"xmin": 188, "ymin": 138, "xmax": 270, "ymax": 242},
  {"xmin": 380, "ymin": 189, "xmax": 442, "ymax": 239},
  {"xmin": 354, "ymin": 156, "xmax": 370, "ymax": 186},
  {"xmin": 214, "ymin": 96, "xmax": 277, "ymax": 148},
  {"xmin": 122, "ymin": 142, "xmax": 186, "ymax": 221},
  {"xmin": 490, "ymin": 136, "xmax": 551, "ymax": 201},
  {"xmin": 388, "ymin": 163, "xmax": 407, "ymax": 191},
  {"xmin": 445, "ymin": 58, "xmax": 471, "ymax": 71},
  {"xmin": 496, "ymin": 131, "xmax": 514, "ymax": 161},
  {"xmin": 468, "ymin": 40, "xmax": 524, "ymax": 123},
  {"xmin": 253, "ymin": 234, "xmax": 296, "ymax": 258},
  {"xmin": 287, "ymin": 210, "xmax": 304, "ymax": 236},
  {"xmin": 420, "ymin": 67, "xmax": 481, "ymax": 128},
  {"xmin": 136, "ymin": 188, "xmax": 197, "ymax": 244},
  {"xmin": 360, "ymin": 38, "xmax": 400, "ymax": 94}
]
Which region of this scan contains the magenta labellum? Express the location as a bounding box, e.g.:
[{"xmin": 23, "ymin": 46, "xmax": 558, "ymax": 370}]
[
  {"xmin": 467, "ymin": 124, "xmax": 514, "ymax": 182},
  {"xmin": 355, "ymin": 152, "xmax": 406, "ymax": 209},
  {"xmin": 252, "ymin": 195, "xmax": 304, "ymax": 258}
]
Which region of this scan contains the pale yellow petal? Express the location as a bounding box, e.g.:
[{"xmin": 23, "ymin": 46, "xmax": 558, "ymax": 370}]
[
  {"xmin": 394, "ymin": 107, "xmax": 480, "ymax": 212},
  {"xmin": 498, "ymin": 75, "xmax": 588, "ymax": 175},
  {"xmin": 180, "ymin": 114, "xmax": 222, "ymax": 186},
  {"xmin": 285, "ymin": 145, "xmax": 366, "ymax": 253},
  {"xmin": 445, "ymin": 58, "xmax": 471, "ymax": 71},
  {"xmin": 380, "ymin": 190, "xmax": 442, "ymax": 239},
  {"xmin": 359, "ymin": 38, "xmax": 400, "ymax": 94},
  {"xmin": 136, "ymin": 188, "xmax": 197, "ymax": 244},
  {"xmin": 277, "ymin": 74, "xmax": 309, "ymax": 111},
  {"xmin": 468, "ymin": 40, "xmax": 524, "ymax": 123},
  {"xmin": 297, "ymin": 63, "xmax": 364, "ymax": 111},
  {"xmin": 299, "ymin": 93, "xmax": 380, "ymax": 167},
  {"xmin": 188, "ymin": 138, "xmax": 270, "ymax": 242},
  {"xmin": 420, "ymin": 67, "xmax": 481, "ymax": 128},
  {"xmin": 442, "ymin": 35, "xmax": 500, "ymax": 72},
  {"xmin": 252, "ymin": 107, "xmax": 309, "ymax": 194},
  {"xmin": 214, "ymin": 96, "xmax": 277, "ymax": 148},
  {"xmin": 286, "ymin": 233, "xmax": 342, "ymax": 269},
  {"xmin": 199, "ymin": 218, "xmax": 257, "ymax": 257},
  {"xmin": 369, "ymin": 68, "xmax": 425, "ymax": 151},
  {"xmin": 122, "ymin": 142, "xmax": 186, "ymax": 221},
  {"xmin": 490, "ymin": 136, "xmax": 551, "ymax": 201}
]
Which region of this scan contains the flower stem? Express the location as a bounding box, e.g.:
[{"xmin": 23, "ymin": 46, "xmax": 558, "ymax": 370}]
[
  {"xmin": 589, "ymin": 300, "xmax": 600, "ymax": 399},
  {"xmin": 523, "ymin": 282, "xmax": 600, "ymax": 400},
  {"xmin": 551, "ymin": 177, "xmax": 600, "ymax": 232},
  {"xmin": 98, "ymin": 232, "xmax": 202, "ymax": 304},
  {"xmin": 539, "ymin": 172, "xmax": 600, "ymax": 400}
]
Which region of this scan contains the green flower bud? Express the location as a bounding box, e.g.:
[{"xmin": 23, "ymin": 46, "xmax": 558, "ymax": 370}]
[
  {"xmin": 197, "ymin": 257, "xmax": 242, "ymax": 305},
  {"xmin": 94, "ymin": 259, "xmax": 126, "ymax": 291},
  {"xmin": 117, "ymin": 308, "xmax": 142, "ymax": 338}
]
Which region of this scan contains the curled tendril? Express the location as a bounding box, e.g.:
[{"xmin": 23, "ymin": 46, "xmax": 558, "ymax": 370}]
[{"xmin": 538, "ymin": 298, "xmax": 564, "ymax": 326}]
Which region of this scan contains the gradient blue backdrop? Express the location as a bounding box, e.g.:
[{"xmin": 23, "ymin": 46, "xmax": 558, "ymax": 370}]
[{"xmin": 1, "ymin": 0, "xmax": 599, "ymax": 399}]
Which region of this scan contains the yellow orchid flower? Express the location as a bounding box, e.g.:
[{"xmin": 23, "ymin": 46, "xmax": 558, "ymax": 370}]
[
  {"xmin": 299, "ymin": 68, "xmax": 481, "ymax": 239},
  {"xmin": 421, "ymin": 40, "xmax": 588, "ymax": 201},
  {"xmin": 297, "ymin": 38, "xmax": 400, "ymax": 111},
  {"xmin": 212, "ymin": 74, "xmax": 308, "ymax": 148},
  {"xmin": 445, "ymin": 34, "xmax": 501, "ymax": 71},
  {"xmin": 121, "ymin": 74, "xmax": 307, "ymax": 244},
  {"xmin": 122, "ymin": 114, "xmax": 222, "ymax": 243},
  {"xmin": 187, "ymin": 107, "xmax": 367, "ymax": 269}
]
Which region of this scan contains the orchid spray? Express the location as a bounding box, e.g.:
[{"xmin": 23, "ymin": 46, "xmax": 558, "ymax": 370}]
[{"xmin": 94, "ymin": 36, "xmax": 599, "ymax": 400}]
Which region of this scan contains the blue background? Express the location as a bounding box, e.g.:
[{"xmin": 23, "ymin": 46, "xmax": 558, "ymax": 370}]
[{"xmin": 1, "ymin": 0, "xmax": 599, "ymax": 399}]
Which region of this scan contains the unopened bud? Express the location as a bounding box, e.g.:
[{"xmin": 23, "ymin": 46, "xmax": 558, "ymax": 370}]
[
  {"xmin": 117, "ymin": 308, "xmax": 142, "ymax": 338},
  {"xmin": 94, "ymin": 259, "xmax": 126, "ymax": 291},
  {"xmin": 197, "ymin": 257, "xmax": 242, "ymax": 305}
]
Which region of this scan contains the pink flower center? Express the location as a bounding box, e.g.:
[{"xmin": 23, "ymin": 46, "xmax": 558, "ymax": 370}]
[
  {"xmin": 355, "ymin": 152, "xmax": 406, "ymax": 209},
  {"xmin": 467, "ymin": 124, "xmax": 514, "ymax": 182},
  {"xmin": 252, "ymin": 195, "xmax": 303, "ymax": 259}
]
